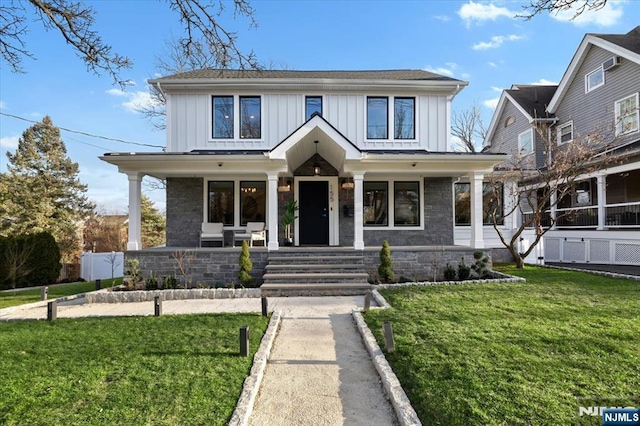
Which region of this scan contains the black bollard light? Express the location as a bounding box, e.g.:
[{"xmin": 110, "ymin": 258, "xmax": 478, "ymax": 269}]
[{"xmin": 239, "ymin": 326, "xmax": 249, "ymax": 357}]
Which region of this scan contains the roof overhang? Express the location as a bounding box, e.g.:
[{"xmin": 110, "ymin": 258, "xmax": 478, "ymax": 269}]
[
  {"xmin": 548, "ymin": 34, "xmax": 640, "ymax": 113},
  {"xmin": 270, "ymin": 114, "xmax": 362, "ymax": 174},
  {"xmin": 484, "ymin": 91, "xmax": 536, "ymax": 148}
]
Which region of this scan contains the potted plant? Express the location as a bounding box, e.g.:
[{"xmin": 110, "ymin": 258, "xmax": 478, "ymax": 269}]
[{"xmin": 282, "ymin": 199, "xmax": 298, "ymax": 246}]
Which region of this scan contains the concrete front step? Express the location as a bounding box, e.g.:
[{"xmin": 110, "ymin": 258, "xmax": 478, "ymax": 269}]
[
  {"xmin": 267, "ymin": 256, "xmax": 364, "ymax": 264},
  {"xmin": 265, "ymin": 264, "xmax": 364, "ymax": 272},
  {"xmin": 261, "ymin": 282, "xmax": 373, "ymax": 297}
]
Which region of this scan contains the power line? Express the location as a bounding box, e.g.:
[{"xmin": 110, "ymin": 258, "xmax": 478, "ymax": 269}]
[{"xmin": 0, "ymin": 112, "xmax": 164, "ymax": 149}]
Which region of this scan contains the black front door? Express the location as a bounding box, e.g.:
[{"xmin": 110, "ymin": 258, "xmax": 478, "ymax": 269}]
[{"xmin": 299, "ymin": 181, "xmax": 329, "ymax": 245}]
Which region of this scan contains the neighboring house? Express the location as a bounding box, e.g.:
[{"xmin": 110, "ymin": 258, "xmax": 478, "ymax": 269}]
[
  {"xmin": 484, "ymin": 26, "xmax": 640, "ymax": 266},
  {"xmin": 101, "ymin": 69, "xmax": 507, "ymax": 284}
]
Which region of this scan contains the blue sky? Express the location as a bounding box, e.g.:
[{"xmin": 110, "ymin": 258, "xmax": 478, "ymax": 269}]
[{"xmin": 1, "ymin": 0, "xmax": 638, "ymax": 213}]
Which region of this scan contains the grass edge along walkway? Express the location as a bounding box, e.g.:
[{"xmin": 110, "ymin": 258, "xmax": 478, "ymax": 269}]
[
  {"xmin": 0, "ymin": 279, "xmax": 120, "ymax": 309},
  {"xmin": 0, "ymin": 313, "xmax": 269, "ymax": 426},
  {"xmin": 364, "ymin": 265, "xmax": 640, "ymax": 425}
]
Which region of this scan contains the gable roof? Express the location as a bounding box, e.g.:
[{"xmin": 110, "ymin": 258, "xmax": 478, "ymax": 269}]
[
  {"xmin": 484, "ymin": 85, "xmax": 558, "ymax": 147},
  {"xmin": 153, "ymin": 69, "xmax": 460, "ymax": 82},
  {"xmin": 548, "ymin": 26, "xmax": 640, "ymax": 113}
]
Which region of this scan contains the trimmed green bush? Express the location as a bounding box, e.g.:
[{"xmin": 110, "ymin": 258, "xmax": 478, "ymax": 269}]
[
  {"xmin": 471, "ymin": 250, "xmax": 491, "ymax": 278},
  {"xmin": 457, "ymin": 257, "xmax": 471, "ymax": 281},
  {"xmin": 238, "ymin": 241, "xmax": 253, "ymax": 287},
  {"xmin": 378, "ymin": 240, "xmax": 395, "ymax": 283},
  {"xmin": 443, "ymin": 263, "xmax": 456, "ymax": 281}
]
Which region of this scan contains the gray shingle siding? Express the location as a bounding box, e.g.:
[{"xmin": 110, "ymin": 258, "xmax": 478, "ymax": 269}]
[
  {"xmin": 487, "ymin": 100, "xmax": 536, "ymax": 159},
  {"xmin": 553, "ymin": 45, "xmax": 640, "ymax": 148}
]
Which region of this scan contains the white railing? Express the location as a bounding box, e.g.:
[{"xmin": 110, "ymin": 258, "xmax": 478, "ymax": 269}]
[
  {"xmin": 522, "ymin": 201, "xmax": 640, "ymax": 229},
  {"xmin": 605, "ymin": 201, "xmax": 640, "ymax": 227}
]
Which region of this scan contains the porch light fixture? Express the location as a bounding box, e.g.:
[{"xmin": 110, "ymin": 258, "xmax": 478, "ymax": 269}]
[
  {"xmin": 277, "ymin": 177, "xmax": 291, "ymax": 193},
  {"xmin": 341, "ymin": 178, "xmax": 354, "ymax": 190},
  {"xmin": 313, "ymin": 140, "xmax": 321, "ymax": 176}
]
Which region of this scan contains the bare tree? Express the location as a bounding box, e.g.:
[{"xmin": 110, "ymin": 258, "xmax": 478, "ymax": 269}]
[
  {"xmin": 451, "ymin": 102, "xmax": 487, "ymax": 153},
  {"xmin": 172, "ymin": 249, "xmax": 194, "ymax": 288},
  {"xmin": 1, "ymin": 0, "xmax": 258, "ymax": 87},
  {"xmin": 104, "ymin": 251, "xmax": 121, "ymax": 281},
  {"xmin": 486, "ymin": 122, "xmax": 618, "ymax": 268},
  {"xmin": 519, "ymin": 0, "xmax": 608, "ymax": 20}
]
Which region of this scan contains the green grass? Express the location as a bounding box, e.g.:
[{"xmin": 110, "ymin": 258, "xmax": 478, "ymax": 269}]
[
  {"xmin": 0, "ymin": 313, "xmax": 269, "ymax": 425},
  {"xmin": 0, "ymin": 279, "xmax": 120, "ymax": 309},
  {"xmin": 364, "ymin": 265, "xmax": 640, "ymax": 425}
]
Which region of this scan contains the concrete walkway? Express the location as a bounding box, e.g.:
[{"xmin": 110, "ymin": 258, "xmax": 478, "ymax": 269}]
[{"xmin": 0, "ymin": 296, "xmax": 398, "ymax": 425}]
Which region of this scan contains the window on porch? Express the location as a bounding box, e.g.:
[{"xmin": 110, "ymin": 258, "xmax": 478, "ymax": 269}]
[
  {"xmin": 364, "ymin": 182, "xmax": 388, "ymax": 225},
  {"xmin": 454, "ymin": 182, "xmax": 504, "ymax": 226},
  {"xmin": 364, "ymin": 180, "xmax": 422, "ymax": 227},
  {"xmin": 240, "ymin": 181, "xmax": 266, "ymax": 225},
  {"xmin": 208, "ymin": 181, "xmax": 234, "ymax": 225},
  {"xmin": 394, "ymin": 182, "xmax": 420, "ymax": 226}
]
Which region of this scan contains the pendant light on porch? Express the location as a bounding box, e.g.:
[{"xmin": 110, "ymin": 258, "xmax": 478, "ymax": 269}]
[{"xmin": 313, "ymin": 140, "xmax": 321, "ymax": 176}]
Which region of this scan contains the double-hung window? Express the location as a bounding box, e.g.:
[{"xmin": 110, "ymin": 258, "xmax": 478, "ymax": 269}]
[
  {"xmin": 557, "ymin": 121, "xmax": 573, "ymax": 145},
  {"xmin": 211, "ymin": 95, "xmax": 261, "ymax": 139},
  {"xmin": 367, "ymin": 97, "xmax": 388, "ymax": 139},
  {"xmin": 367, "ymin": 96, "xmax": 416, "ymax": 140},
  {"xmin": 615, "ymin": 93, "xmax": 639, "ymax": 136},
  {"xmin": 585, "ymin": 67, "xmax": 604, "ymax": 92},
  {"xmin": 518, "ymin": 129, "xmax": 534, "ymax": 156}
]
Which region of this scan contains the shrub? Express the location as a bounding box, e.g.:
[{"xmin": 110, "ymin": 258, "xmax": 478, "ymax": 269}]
[
  {"xmin": 457, "ymin": 258, "xmax": 471, "ymax": 281},
  {"xmin": 238, "ymin": 241, "xmax": 253, "ymax": 287},
  {"xmin": 471, "ymin": 251, "xmax": 491, "ymax": 278},
  {"xmin": 443, "ymin": 263, "xmax": 456, "ymax": 281},
  {"xmin": 163, "ymin": 275, "xmax": 177, "ymax": 289},
  {"xmin": 145, "ymin": 273, "xmax": 158, "ymax": 290},
  {"xmin": 124, "ymin": 259, "xmax": 143, "ymax": 290},
  {"xmin": 378, "ymin": 240, "xmax": 395, "ymax": 283}
]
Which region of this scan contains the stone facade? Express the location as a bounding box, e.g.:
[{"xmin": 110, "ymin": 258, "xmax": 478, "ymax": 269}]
[
  {"xmin": 126, "ymin": 248, "xmax": 269, "ymax": 287},
  {"xmin": 362, "ymin": 177, "xmax": 454, "ymax": 247},
  {"xmin": 363, "ymin": 246, "xmax": 492, "ymax": 282},
  {"xmin": 166, "ymin": 177, "xmax": 203, "ymax": 247}
]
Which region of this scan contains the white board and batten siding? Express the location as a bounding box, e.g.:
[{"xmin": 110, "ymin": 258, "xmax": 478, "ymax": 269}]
[{"xmin": 165, "ymin": 93, "xmax": 450, "ymax": 153}]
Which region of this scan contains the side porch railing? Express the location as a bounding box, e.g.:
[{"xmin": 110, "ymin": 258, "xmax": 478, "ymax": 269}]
[{"xmin": 522, "ymin": 201, "xmax": 640, "ymax": 229}]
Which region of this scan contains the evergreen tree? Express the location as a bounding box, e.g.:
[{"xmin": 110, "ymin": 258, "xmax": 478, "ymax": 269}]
[
  {"xmin": 141, "ymin": 195, "xmax": 166, "ymax": 248},
  {"xmin": 378, "ymin": 240, "xmax": 395, "ymax": 283},
  {"xmin": 0, "ymin": 116, "xmax": 94, "ymax": 262}
]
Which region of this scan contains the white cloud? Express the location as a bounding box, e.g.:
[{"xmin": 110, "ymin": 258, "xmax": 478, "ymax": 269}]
[
  {"xmin": 531, "ymin": 78, "xmax": 558, "ymax": 85},
  {"xmin": 491, "ymin": 86, "xmax": 503, "ymax": 92},
  {"xmin": 425, "ymin": 65, "xmax": 454, "ymax": 77},
  {"xmin": 106, "ymin": 88, "xmax": 162, "ymax": 113},
  {"xmin": 461, "ymin": 72, "xmax": 471, "ymax": 79},
  {"xmin": 483, "ymin": 97, "xmax": 500, "ymax": 109},
  {"xmin": 487, "ymin": 61, "xmax": 498, "ymax": 67},
  {"xmin": 434, "ymin": 14, "xmax": 451, "ymax": 22},
  {"xmin": 458, "ymin": 1, "xmax": 515, "ymax": 26},
  {"xmin": 0, "ymin": 135, "xmax": 20, "ymax": 149},
  {"xmin": 472, "ymin": 34, "xmax": 522, "ymax": 50},
  {"xmin": 0, "ymin": 101, "xmax": 6, "ymax": 110},
  {"xmin": 550, "ymin": 0, "xmax": 624, "ymax": 27}
]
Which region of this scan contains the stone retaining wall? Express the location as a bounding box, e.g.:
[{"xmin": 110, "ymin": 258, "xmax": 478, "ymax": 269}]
[{"xmin": 85, "ymin": 287, "xmax": 261, "ymax": 303}]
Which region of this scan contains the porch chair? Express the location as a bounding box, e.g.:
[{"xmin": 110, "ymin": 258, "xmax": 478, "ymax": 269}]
[
  {"xmin": 234, "ymin": 222, "xmax": 266, "ymax": 247},
  {"xmin": 200, "ymin": 222, "xmax": 224, "ymax": 247}
]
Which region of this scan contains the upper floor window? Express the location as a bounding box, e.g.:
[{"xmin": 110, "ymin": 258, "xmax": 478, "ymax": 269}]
[
  {"xmin": 240, "ymin": 96, "xmax": 261, "ymax": 139},
  {"xmin": 367, "ymin": 97, "xmax": 388, "ymax": 139},
  {"xmin": 305, "ymin": 96, "xmax": 322, "ymax": 120},
  {"xmin": 615, "ymin": 93, "xmax": 639, "ymax": 136},
  {"xmin": 212, "ymin": 96, "xmax": 234, "ymax": 139},
  {"xmin": 518, "ymin": 129, "xmax": 533, "ymax": 156},
  {"xmin": 504, "ymin": 116, "xmax": 516, "ymax": 127},
  {"xmin": 585, "ymin": 67, "xmax": 604, "ymax": 93},
  {"xmin": 367, "ymin": 96, "xmax": 416, "ymax": 140},
  {"xmin": 557, "ymin": 121, "xmax": 573, "ymax": 145},
  {"xmin": 394, "ymin": 98, "xmax": 415, "ymax": 139}
]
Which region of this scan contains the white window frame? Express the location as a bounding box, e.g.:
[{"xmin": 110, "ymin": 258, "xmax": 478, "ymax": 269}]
[
  {"xmin": 557, "ymin": 121, "xmax": 574, "ymax": 145},
  {"xmin": 518, "ymin": 129, "xmax": 534, "ymax": 157},
  {"xmin": 209, "ymin": 94, "xmax": 263, "ymax": 141},
  {"xmin": 614, "ymin": 93, "xmax": 639, "ymax": 136},
  {"xmin": 585, "ymin": 67, "xmax": 604, "ymax": 93},
  {"xmin": 362, "ymin": 178, "xmax": 424, "ymax": 230},
  {"xmin": 365, "ymin": 96, "xmax": 418, "ymax": 142}
]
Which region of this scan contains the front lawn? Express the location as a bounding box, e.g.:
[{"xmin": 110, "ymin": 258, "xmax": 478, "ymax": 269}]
[
  {"xmin": 0, "ymin": 313, "xmax": 268, "ymax": 425},
  {"xmin": 0, "ymin": 279, "xmax": 120, "ymax": 309},
  {"xmin": 364, "ymin": 265, "xmax": 640, "ymax": 425}
]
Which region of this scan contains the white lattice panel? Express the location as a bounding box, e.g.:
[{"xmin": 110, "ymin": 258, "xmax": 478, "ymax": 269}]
[
  {"xmin": 589, "ymin": 240, "xmax": 610, "ymax": 263},
  {"xmin": 614, "ymin": 243, "xmax": 640, "ymax": 264},
  {"xmin": 563, "ymin": 241, "xmax": 586, "ymax": 262},
  {"xmin": 545, "ymin": 239, "xmax": 561, "ymax": 261}
]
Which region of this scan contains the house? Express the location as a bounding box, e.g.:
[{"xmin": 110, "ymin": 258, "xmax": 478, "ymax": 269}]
[
  {"xmin": 484, "ymin": 26, "xmax": 640, "ymax": 266},
  {"xmin": 101, "ymin": 69, "xmax": 507, "ymax": 285}
]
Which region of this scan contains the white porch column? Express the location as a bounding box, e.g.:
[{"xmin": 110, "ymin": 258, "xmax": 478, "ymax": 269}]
[
  {"xmin": 353, "ymin": 172, "xmax": 365, "ymax": 250},
  {"xmin": 469, "ymin": 172, "xmax": 484, "ymax": 249},
  {"xmin": 597, "ymin": 174, "xmax": 606, "ymax": 230},
  {"xmin": 550, "ymin": 191, "xmax": 557, "ymax": 230},
  {"xmin": 126, "ymin": 172, "xmax": 143, "ymax": 250},
  {"xmin": 267, "ymin": 172, "xmax": 279, "ymax": 251}
]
